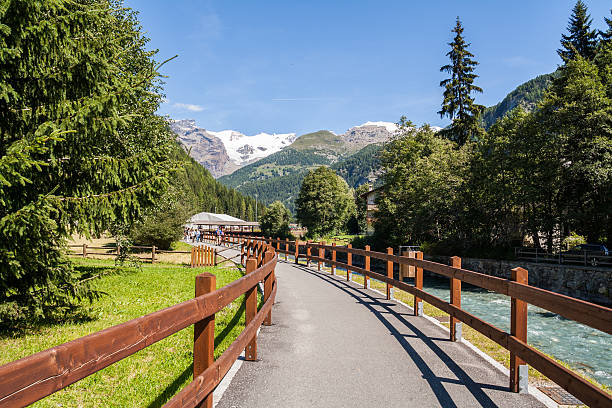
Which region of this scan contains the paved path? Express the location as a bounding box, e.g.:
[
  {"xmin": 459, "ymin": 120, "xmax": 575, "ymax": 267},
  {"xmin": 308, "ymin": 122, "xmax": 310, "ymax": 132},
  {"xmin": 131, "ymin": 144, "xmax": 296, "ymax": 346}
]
[{"xmin": 216, "ymin": 251, "xmax": 546, "ymax": 408}]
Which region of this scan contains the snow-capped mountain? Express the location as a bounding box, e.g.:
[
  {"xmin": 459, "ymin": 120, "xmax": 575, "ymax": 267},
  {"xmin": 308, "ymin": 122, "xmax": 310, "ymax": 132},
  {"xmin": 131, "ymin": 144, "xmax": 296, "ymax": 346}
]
[
  {"xmin": 170, "ymin": 119, "xmax": 296, "ymax": 177},
  {"xmin": 171, "ymin": 119, "xmax": 438, "ymax": 178},
  {"xmin": 207, "ymin": 129, "xmax": 296, "ymax": 165}
]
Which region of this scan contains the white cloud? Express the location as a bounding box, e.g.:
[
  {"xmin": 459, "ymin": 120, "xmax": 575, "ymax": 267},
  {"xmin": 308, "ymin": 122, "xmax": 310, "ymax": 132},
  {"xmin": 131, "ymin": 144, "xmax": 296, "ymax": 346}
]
[{"xmin": 173, "ymin": 102, "xmax": 205, "ymax": 112}]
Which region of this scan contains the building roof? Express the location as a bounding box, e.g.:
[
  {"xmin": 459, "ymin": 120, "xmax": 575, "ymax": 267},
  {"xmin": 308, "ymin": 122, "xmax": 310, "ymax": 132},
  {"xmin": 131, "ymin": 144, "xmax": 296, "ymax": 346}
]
[
  {"xmin": 359, "ymin": 185, "xmax": 385, "ymax": 199},
  {"xmin": 187, "ymin": 212, "xmax": 259, "ymax": 226}
]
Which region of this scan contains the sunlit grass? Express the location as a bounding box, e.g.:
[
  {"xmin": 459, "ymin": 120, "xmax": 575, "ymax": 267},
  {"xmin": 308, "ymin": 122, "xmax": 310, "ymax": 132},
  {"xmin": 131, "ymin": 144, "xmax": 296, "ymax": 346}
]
[{"xmin": 0, "ymin": 257, "xmax": 250, "ymax": 407}]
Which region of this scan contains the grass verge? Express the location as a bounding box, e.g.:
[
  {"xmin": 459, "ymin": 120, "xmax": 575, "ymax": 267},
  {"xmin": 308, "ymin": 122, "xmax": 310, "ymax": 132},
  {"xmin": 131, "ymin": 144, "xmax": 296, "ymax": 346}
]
[{"xmin": 0, "ymin": 258, "xmax": 249, "ymax": 407}]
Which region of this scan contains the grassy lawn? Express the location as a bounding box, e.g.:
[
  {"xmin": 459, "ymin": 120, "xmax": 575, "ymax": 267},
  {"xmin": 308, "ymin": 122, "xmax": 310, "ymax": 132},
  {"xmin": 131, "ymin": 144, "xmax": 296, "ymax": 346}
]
[{"xmin": 0, "ymin": 257, "xmax": 249, "ymax": 407}]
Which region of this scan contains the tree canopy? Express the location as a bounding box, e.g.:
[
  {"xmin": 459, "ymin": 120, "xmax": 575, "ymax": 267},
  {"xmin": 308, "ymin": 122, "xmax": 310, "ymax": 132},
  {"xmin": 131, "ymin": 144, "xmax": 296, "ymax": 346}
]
[
  {"xmin": 295, "ymin": 167, "xmax": 355, "ymax": 238},
  {"xmin": 259, "ymin": 201, "xmax": 292, "ymax": 239},
  {"xmin": 558, "ymin": 1, "xmax": 598, "ymax": 62}
]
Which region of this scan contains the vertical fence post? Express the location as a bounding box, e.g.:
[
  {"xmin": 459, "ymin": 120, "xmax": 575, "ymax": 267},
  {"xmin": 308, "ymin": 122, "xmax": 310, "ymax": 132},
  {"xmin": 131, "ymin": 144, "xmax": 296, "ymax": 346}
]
[
  {"xmin": 214, "ymin": 248, "xmax": 218, "ymax": 266},
  {"xmin": 510, "ymin": 267, "xmax": 528, "ymax": 393},
  {"xmin": 191, "ymin": 247, "xmax": 195, "ymax": 267},
  {"xmin": 331, "ymin": 242, "xmax": 336, "ymax": 275},
  {"xmin": 306, "ymin": 241, "xmax": 312, "ymax": 267},
  {"xmin": 414, "ymin": 251, "xmax": 423, "ymax": 316},
  {"xmin": 194, "ymin": 272, "xmax": 216, "ymax": 408},
  {"xmin": 347, "ymin": 244, "xmax": 352, "ymax": 281},
  {"xmin": 319, "ymin": 241, "xmax": 326, "ymax": 270},
  {"xmin": 240, "ymin": 241, "xmax": 245, "ymax": 265},
  {"xmin": 151, "ymin": 245, "xmax": 156, "ymax": 264},
  {"xmin": 294, "ymin": 240, "xmax": 299, "ymax": 264},
  {"xmin": 386, "ymin": 247, "xmax": 393, "ymax": 300},
  {"xmin": 245, "ymin": 257, "xmax": 258, "ymax": 361},
  {"xmin": 263, "ymin": 251, "xmax": 274, "ymax": 326},
  {"xmin": 318, "ymin": 242, "xmax": 324, "ymax": 271},
  {"xmin": 450, "ymin": 256, "xmax": 462, "ymax": 342},
  {"xmin": 364, "ymin": 245, "xmax": 370, "ymax": 289},
  {"xmin": 83, "ymin": 243, "xmax": 87, "ymax": 258},
  {"xmin": 285, "ymin": 239, "xmax": 289, "ymax": 261},
  {"xmin": 276, "ymin": 239, "xmax": 280, "ymax": 253}
]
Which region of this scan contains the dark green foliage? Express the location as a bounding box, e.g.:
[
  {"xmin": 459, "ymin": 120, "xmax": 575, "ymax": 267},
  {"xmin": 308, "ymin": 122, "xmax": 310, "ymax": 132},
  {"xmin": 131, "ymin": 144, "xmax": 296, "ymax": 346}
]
[
  {"xmin": 353, "ymin": 183, "xmax": 371, "ymax": 234},
  {"xmin": 375, "ymin": 122, "xmax": 471, "ymax": 248},
  {"xmin": 332, "ymin": 144, "xmax": 382, "ymax": 187},
  {"xmin": 480, "ymin": 73, "xmax": 555, "ymax": 129},
  {"xmin": 177, "ymin": 147, "xmax": 261, "ymax": 220},
  {"xmin": 601, "ymin": 10, "xmax": 612, "ymax": 41},
  {"xmin": 558, "ymin": 1, "xmax": 598, "ymax": 62},
  {"xmin": 259, "ymin": 201, "xmax": 292, "ymax": 239},
  {"xmin": 296, "ymin": 167, "xmax": 355, "ymax": 238},
  {"xmin": 439, "ymin": 17, "xmax": 484, "ymax": 145},
  {"xmin": 0, "ymin": 0, "xmax": 178, "ymax": 323}
]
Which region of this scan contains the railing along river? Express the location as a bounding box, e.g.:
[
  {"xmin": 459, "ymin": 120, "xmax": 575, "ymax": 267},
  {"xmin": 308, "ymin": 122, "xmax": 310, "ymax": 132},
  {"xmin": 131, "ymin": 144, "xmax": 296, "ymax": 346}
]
[{"xmin": 215, "ymin": 233, "xmax": 611, "ymax": 408}]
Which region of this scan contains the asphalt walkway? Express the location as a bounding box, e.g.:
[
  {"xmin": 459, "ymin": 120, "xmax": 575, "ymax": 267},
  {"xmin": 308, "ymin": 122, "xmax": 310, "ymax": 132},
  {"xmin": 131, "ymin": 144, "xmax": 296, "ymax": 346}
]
[{"xmin": 215, "ymin": 250, "xmax": 545, "ymax": 408}]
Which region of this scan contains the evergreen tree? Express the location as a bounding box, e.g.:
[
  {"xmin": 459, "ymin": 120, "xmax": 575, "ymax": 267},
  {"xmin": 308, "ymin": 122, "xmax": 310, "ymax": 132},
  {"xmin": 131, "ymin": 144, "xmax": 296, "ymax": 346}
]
[
  {"xmin": 0, "ymin": 0, "xmax": 177, "ymax": 323},
  {"xmin": 600, "ymin": 10, "xmax": 612, "ymax": 42},
  {"xmin": 439, "ymin": 17, "xmax": 484, "ymax": 146},
  {"xmin": 558, "ymin": 1, "xmax": 598, "ymax": 62}
]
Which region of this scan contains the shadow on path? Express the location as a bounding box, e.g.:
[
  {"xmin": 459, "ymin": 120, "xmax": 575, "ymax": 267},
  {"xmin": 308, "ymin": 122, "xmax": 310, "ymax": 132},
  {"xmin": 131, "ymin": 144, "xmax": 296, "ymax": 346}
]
[{"xmin": 293, "ymin": 263, "xmax": 505, "ymax": 408}]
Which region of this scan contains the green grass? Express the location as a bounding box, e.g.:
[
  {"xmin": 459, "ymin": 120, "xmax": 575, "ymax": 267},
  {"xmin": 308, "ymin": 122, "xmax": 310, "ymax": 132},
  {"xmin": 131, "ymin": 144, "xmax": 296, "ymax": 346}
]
[
  {"xmin": 169, "ymin": 240, "xmax": 192, "ymax": 251},
  {"xmin": 0, "ymin": 258, "xmax": 249, "ymax": 407}
]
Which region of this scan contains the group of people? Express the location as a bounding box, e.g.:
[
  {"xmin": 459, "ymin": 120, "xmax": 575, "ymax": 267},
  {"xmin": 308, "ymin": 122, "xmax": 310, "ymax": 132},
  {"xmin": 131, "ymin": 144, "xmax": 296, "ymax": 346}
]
[{"xmin": 184, "ymin": 226, "xmax": 226, "ymax": 245}]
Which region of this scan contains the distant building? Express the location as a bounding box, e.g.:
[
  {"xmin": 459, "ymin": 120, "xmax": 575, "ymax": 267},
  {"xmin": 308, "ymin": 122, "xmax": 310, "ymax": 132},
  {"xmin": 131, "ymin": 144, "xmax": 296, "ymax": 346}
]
[
  {"xmin": 186, "ymin": 212, "xmax": 259, "ymax": 232},
  {"xmin": 360, "ymin": 186, "xmax": 384, "ymax": 235}
]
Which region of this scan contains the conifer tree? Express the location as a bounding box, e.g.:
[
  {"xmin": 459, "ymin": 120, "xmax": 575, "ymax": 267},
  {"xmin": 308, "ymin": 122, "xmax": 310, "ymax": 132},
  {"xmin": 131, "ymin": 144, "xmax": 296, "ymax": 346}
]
[
  {"xmin": 439, "ymin": 17, "xmax": 484, "ymax": 146},
  {"xmin": 600, "ymin": 10, "xmax": 612, "ymax": 42},
  {"xmin": 558, "ymin": 1, "xmax": 598, "ymax": 62},
  {"xmin": 0, "ymin": 0, "xmax": 177, "ymax": 323}
]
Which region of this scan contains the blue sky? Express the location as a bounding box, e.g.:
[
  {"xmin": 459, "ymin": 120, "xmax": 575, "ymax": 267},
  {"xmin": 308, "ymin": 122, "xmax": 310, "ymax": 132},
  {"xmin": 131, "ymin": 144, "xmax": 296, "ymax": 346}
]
[{"xmin": 125, "ymin": 0, "xmax": 611, "ymax": 135}]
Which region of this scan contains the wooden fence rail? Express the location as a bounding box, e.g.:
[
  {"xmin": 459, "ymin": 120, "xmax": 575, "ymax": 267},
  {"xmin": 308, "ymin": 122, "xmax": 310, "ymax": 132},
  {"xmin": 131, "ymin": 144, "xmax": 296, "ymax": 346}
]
[
  {"xmin": 0, "ymin": 240, "xmax": 278, "ymax": 408},
  {"xmin": 224, "ymin": 233, "xmax": 611, "ymax": 408}
]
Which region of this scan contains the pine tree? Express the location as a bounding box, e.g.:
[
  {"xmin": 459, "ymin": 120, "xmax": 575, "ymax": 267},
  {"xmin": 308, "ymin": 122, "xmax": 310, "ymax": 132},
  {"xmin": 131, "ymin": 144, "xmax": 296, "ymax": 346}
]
[
  {"xmin": 558, "ymin": 1, "xmax": 598, "ymax": 62},
  {"xmin": 439, "ymin": 17, "xmax": 484, "ymax": 146},
  {"xmin": 600, "ymin": 10, "xmax": 612, "ymax": 42},
  {"xmin": 0, "ymin": 0, "xmax": 178, "ymax": 323}
]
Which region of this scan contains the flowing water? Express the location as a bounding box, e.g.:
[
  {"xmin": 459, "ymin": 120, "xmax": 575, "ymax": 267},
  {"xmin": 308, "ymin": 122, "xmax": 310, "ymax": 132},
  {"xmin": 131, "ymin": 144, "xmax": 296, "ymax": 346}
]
[{"xmin": 416, "ymin": 274, "xmax": 612, "ymax": 388}]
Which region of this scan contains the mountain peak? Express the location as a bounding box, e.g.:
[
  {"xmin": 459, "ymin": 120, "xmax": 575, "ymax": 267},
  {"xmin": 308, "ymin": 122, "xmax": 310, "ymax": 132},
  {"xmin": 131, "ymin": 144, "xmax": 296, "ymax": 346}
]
[{"xmin": 355, "ymin": 121, "xmax": 398, "ymax": 133}]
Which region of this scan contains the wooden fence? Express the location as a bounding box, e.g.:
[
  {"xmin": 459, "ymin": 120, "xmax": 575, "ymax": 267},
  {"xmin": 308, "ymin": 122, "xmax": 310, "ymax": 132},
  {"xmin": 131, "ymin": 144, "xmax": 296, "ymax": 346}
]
[
  {"xmin": 67, "ymin": 244, "xmax": 195, "ymax": 263},
  {"xmin": 224, "ymin": 234, "xmax": 611, "ymax": 408},
  {"xmin": 0, "ymin": 240, "xmax": 277, "ymax": 408}
]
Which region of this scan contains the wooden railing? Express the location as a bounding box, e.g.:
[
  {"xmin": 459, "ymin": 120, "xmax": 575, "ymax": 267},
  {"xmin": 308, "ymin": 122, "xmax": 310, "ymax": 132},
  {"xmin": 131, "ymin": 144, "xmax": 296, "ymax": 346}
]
[
  {"xmin": 0, "ymin": 239, "xmax": 277, "ymax": 408},
  {"xmin": 225, "ymin": 234, "xmax": 611, "ymax": 408},
  {"xmin": 67, "ymin": 244, "xmax": 194, "ymax": 263}
]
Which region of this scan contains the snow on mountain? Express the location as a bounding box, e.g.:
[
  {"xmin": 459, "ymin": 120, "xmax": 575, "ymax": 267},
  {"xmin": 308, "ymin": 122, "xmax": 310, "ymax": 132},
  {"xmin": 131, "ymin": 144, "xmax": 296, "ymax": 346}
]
[
  {"xmin": 208, "ymin": 130, "xmax": 297, "ymax": 165},
  {"xmin": 356, "ymin": 121, "xmax": 398, "ymax": 133}
]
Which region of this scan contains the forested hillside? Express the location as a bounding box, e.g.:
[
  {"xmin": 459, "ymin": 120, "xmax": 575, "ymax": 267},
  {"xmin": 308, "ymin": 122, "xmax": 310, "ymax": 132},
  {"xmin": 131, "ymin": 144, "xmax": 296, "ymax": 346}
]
[
  {"xmin": 174, "ymin": 145, "xmax": 261, "ymax": 220},
  {"xmin": 332, "ymin": 143, "xmax": 382, "ymax": 187},
  {"xmin": 480, "ymin": 73, "xmax": 555, "ymax": 129}
]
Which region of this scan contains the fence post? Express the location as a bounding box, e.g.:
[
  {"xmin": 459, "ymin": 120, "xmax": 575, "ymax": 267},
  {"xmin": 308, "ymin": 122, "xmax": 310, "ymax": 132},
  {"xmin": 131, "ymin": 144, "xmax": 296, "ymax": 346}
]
[
  {"xmin": 194, "ymin": 272, "xmax": 216, "ymax": 408},
  {"xmin": 285, "ymin": 239, "xmax": 289, "ymax": 261},
  {"xmin": 83, "ymin": 243, "xmax": 87, "ymax": 258},
  {"xmin": 331, "ymin": 242, "xmax": 336, "ymax": 275},
  {"xmin": 263, "ymin": 251, "xmax": 274, "ymax": 326},
  {"xmin": 306, "ymin": 241, "xmax": 312, "ymax": 267},
  {"xmin": 386, "ymin": 247, "xmax": 393, "ymax": 300},
  {"xmin": 240, "ymin": 241, "xmax": 245, "ymax": 265},
  {"xmin": 294, "ymin": 240, "xmax": 299, "ymax": 264},
  {"xmin": 347, "ymin": 244, "xmax": 352, "ymax": 281},
  {"xmin": 320, "ymin": 241, "xmax": 326, "ymax": 271},
  {"xmin": 450, "ymin": 256, "xmax": 462, "ymax": 342},
  {"xmin": 317, "ymin": 241, "xmax": 325, "ymax": 271},
  {"xmin": 510, "ymin": 267, "xmax": 528, "ymax": 393},
  {"xmin": 364, "ymin": 245, "xmax": 370, "ymax": 289},
  {"xmin": 245, "ymin": 257, "xmax": 258, "ymax": 361},
  {"xmin": 414, "ymin": 251, "xmax": 423, "ymax": 316},
  {"xmin": 151, "ymin": 245, "xmax": 156, "ymax": 264},
  {"xmin": 214, "ymin": 248, "xmax": 218, "ymax": 266}
]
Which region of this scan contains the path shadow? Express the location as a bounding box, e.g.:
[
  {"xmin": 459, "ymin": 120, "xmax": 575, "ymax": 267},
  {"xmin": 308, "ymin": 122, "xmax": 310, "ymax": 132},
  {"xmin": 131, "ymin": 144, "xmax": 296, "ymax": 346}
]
[{"xmin": 294, "ymin": 264, "xmax": 505, "ymax": 408}]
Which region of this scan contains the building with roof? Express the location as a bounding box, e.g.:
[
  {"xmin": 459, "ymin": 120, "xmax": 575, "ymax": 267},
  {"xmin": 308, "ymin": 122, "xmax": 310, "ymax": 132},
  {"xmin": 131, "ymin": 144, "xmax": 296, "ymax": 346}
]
[
  {"xmin": 360, "ymin": 186, "xmax": 384, "ymax": 235},
  {"xmin": 186, "ymin": 212, "xmax": 259, "ymax": 232}
]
